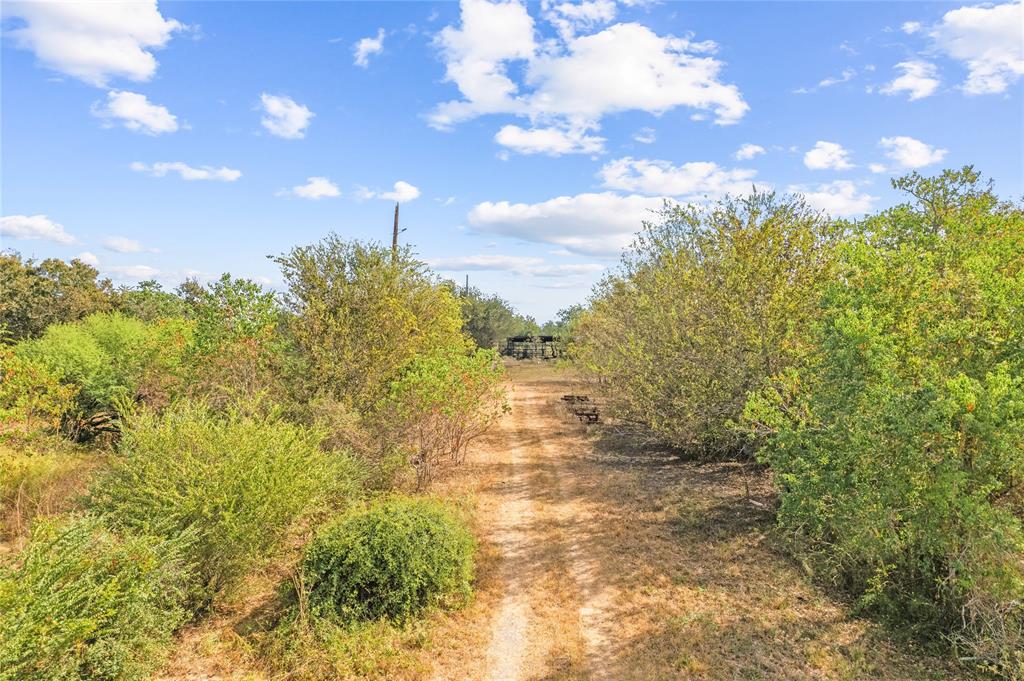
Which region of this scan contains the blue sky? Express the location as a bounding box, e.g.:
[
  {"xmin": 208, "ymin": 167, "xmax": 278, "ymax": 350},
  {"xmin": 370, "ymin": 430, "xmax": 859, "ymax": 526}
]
[{"xmin": 2, "ymin": 0, "xmax": 1022, "ymax": 321}]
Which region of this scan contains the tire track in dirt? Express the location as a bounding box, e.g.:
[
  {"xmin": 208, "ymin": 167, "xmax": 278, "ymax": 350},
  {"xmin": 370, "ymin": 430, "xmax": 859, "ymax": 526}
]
[{"xmin": 482, "ymin": 392, "xmax": 536, "ymax": 681}]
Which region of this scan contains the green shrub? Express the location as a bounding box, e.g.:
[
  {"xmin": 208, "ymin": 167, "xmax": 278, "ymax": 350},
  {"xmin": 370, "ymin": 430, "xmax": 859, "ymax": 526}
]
[
  {"xmin": 0, "ymin": 346, "xmax": 77, "ymax": 436},
  {"xmin": 14, "ymin": 312, "xmax": 192, "ymax": 425},
  {"xmin": 91, "ymin": 402, "xmax": 362, "ymax": 596},
  {"xmin": 302, "ymin": 496, "xmax": 475, "ymax": 622},
  {"xmin": 0, "ymin": 515, "xmax": 193, "ymax": 681},
  {"xmin": 0, "ymin": 442, "xmax": 97, "ymax": 540},
  {"xmin": 378, "ymin": 349, "xmax": 506, "ymax": 488},
  {"xmin": 572, "ymin": 191, "xmax": 841, "ymax": 455},
  {"xmin": 744, "ymin": 168, "xmax": 1024, "ymax": 673}
]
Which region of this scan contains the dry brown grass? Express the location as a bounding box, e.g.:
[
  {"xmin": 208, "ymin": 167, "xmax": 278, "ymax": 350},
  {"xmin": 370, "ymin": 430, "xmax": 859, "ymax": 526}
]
[
  {"xmin": 157, "ymin": 363, "xmax": 975, "ymax": 680},
  {"xmin": 0, "ymin": 436, "xmax": 101, "ymax": 550}
]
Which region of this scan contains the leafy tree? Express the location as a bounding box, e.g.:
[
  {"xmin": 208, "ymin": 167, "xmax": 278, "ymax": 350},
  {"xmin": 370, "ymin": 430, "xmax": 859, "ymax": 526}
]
[
  {"xmin": 574, "ymin": 192, "xmax": 842, "ymax": 454},
  {"xmin": 117, "ymin": 281, "xmax": 186, "ymax": 322},
  {"xmin": 540, "ymin": 304, "xmax": 583, "ymax": 337},
  {"xmin": 274, "ymin": 236, "xmax": 466, "ymax": 412},
  {"xmin": 457, "ymin": 285, "xmax": 538, "ymax": 348},
  {"xmin": 0, "ymin": 253, "xmax": 113, "ymax": 341},
  {"xmin": 744, "ymin": 168, "xmax": 1024, "ymax": 672}
]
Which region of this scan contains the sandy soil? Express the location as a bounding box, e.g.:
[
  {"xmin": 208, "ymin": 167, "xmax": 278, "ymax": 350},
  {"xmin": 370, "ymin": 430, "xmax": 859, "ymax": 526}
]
[{"xmin": 160, "ymin": 362, "xmax": 974, "ymax": 680}]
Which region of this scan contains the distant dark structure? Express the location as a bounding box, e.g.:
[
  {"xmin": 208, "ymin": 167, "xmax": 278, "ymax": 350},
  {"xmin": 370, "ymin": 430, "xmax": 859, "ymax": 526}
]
[{"xmin": 502, "ymin": 335, "xmax": 563, "ymax": 360}]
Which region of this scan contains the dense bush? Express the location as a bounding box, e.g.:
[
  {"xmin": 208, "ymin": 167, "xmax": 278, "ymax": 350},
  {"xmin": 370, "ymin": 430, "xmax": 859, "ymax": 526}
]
[
  {"xmin": 13, "ymin": 312, "xmax": 192, "ymax": 429},
  {"xmin": 457, "ymin": 285, "xmax": 539, "ymax": 348},
  {"xmin": 91, "ymin": 402, "xmax": 362, "ymax": 596},
  {"xmin": 0, "ymin": 253, "xmax": 114, "ymax": 341},
  {"xmin": 379, "ymin": 348, "xmax": 506, "ymax": 488},
  {"xmin": 744, "ymin": 169, "xmax": 1024, "ymax": 673},
  {"xmin": 274, "ymin": 236, "xmax": 467, "ymax": 414},
  {"xmin": 0, "ymin": 443, "xmax": 96, "ymax": 540},
  {"xmin": 0, "ymin": 515, "xmax": 193, "ymax": 681},
  {"xmin": 301, "ymin": 497, "xmax": 475, "ymax": 622},
  {"xmin": 573, "ymin": 192, "xmax": 840, "ymax": 455},
  {"xmin": 0, "ymin": 346, "xmax": 77, "ymax": 436}
]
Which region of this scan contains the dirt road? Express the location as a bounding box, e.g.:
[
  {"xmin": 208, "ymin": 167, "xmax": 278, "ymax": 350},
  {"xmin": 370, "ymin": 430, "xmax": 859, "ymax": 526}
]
[{"xmin": 428, "ymin": 363, "xmax": 967, "ymax": 681}]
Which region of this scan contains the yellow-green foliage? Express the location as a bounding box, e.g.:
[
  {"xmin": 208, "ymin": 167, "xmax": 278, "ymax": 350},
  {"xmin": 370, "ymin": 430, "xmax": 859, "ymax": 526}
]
[
  {"xmin": 0, "ymin": 346, "xmax": 77, "ymax": 436},
  {"xmin": 90, "ymin": 402, "xmax": 363, "ymax": 596},
  {"xmin": 301, "ymin": 496, "xmax": 475, "ymax": 622},
  {"xmin": 274, "ymin": 236, "xmax": 467, "ymax": 414},
  {"xmin": 13, "ymin": 312, "xmax": 192, "ymax": 422},
  {"xmin": 379, "ymin": 348, "xmax": 507, "ymax": 488},
  {"xmin": 573, "ymin": 192, "xmax": 840, "ymax": 455},
  {"xmin": 0, "ymin": 515, "xmax": 194, "ymax": 681},
  {"xmin": 0, "ymin": 442, "xmax": 97, "ymax": 539},
  {"xmin": 745, "ymin": 169, "xmax": 1024, "ymax": 675}
]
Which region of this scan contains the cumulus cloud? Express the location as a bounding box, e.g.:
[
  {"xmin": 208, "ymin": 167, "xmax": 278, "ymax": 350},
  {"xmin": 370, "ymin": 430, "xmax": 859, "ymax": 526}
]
[
  {"xmin": 427, "ymin": 253, "xmax": 604, "ymax": 277},
  {"xmin": 103, "ymin": 236, "xmax": 159, "ymax": 253},
  {"xmin": 734, "ymin": 143, "xmax": 765, "ymax": 160},
  {"xmin": 542, "ymin": 0, "xmax": 617, "ymax": 41},
  {"xmin": 803, "ymin": 141, "xmax": 854, "ymax": 170},
  {"xmin": 468, "ymin": 192, "xmax": 665, "ymax": 256},
  {"xmin": 3, "ymin": 0, "xmax": 182, "ymax": 86},
  {"xmin": 880, "ymin": 60, "xmax": 941, "ymax": 100},
  {"xmin": 285, "ymin": 177, "xmax": 341, "ymax": 200},
  {"xmin": 599, "ymin": 157, "xmax": 758, "ymax": 197},
  {"xmin": 353, "ymin": 28, "xmax": 385, "ymax": 67},
  {"xmin": 106, "ymin": 264, "xmax": 163, "ymax": 279},
  {"xmin": 92, "ymin": 90, "xmax": 178, "ymax": 134},
  {"xmin": 494, "ymin": 124, "xmax": 605, "ymax": 155},
  {"xmin": 879, "ymin": 135, "xmax": 948, "ymax": 169},
  {"xmin": 901, "ymin": 21, "xmax": 922, "ymax": 35},
  {"xmin": 931, "ymin": 1, "xmax": 1023, "ymax": 95},
  {"xmin": 131, "ymin": 161, "xmax": 241, "ymax": 181},
  {"xmin": 429, "ymin": 0, "xmax": 748, "ymax": 150},
  {"xmin": 356, "ymin": 181, "xmax": 421, "ymax": 202},
  {"xmin": 788, "ymin": 181, "xmax": 878, "ymax": 218},
  {"xmin": 259, "ymin": 93, "xmax": 314, "ymax": 139},
  {"xmin": 76, "ymin": 251, "xmax": 100, "ymax": 266},
  {"xmin": 0, "ymin": 214, "xmax": 77, "ymax": 245}
]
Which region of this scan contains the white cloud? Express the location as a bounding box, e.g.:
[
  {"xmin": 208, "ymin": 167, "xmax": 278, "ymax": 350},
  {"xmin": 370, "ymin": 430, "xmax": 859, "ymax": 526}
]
[
  {"xmin": 542, "ymin": 0, "xmax": 617, "ymax": 41},
  {"xmin": 494, "ymin": 124, "xmax": 605, "ymax": 155},
  {"xmin": 3, "ymin": 0, "xmax": 182, "ymax": 86},
  {"xmin": 259, "ymin": 93, "xmax": 314, "ymax": 139},
  {"xmin": 103, "ymin": 236, "xmax": 159, "ymax": 253},
  {"xmin": 879, "ymin": 135, "xmax": 948, "ymax": 169},
  {"xmin": 92, "ymin": 90, "xmax": 178, "ymax": 134},
  {"xmin": 357, "ymin": 181, "xmax": 421, "ymax": 202},
  {"xmin": 632, "ymin": 127, "xmax": 656, "ymax": 144},
  {"xmin": 931, "ymin": 2, "xmax": 1024, "ymax": 95},
  {"xmin": 599, "ymin": 157, "xmax": 758, "ymax": 197},
  {"xmin": 869, "ymin": 163, "xmax": 888, "ymax": 174},
  {"xmin": 106, "ymin": 264, "xmax": 162, "ymax": 279},
  {"xmin": 76, "ymin": 251, "xmax": 100, "ymax": 266},
  {"xmin": 788, "ymin": 181, "xmax": 878, "ymax": 218},
  {"xmin": 880, "ymin": 60, "xmax": 940, "ymax": 100},
  {"xmin": 286, "ymin": 177, "xmax": 341, "ymax": 200},
  {"xmin": 818, "ymin": 67, "xmax": 856, "ymax": 88},
  {"xmin": 901, "ymin": 21, "xmax": 922, "ymax": 35},
  {"xmin": 468, "ymin": 192, "xmax": 665, "ymax": 256},
  {"xmin": 353, "ymin": 28, "xmax": 385, "ymax": 67},
  {"xmin": 803, "ymin": 141, "xmax": 855, "ymax": 170},
  {"xmin": 427, "ymin": 253, "xmax": 604, "ymax": 277},
  {"xmin": 734, "ymin": 143, "xmax": 765, "ymax": 160},
  {"xmin": 430, "ymin": 0, "xmax": 748, "ymax": 138},
  {"xmin": 0, "ymin": 214, "xmax": 77, "ymax": 245},
  {"xmin": 435, "ymin": 196, "xmax": 457, "ymax": 206},
  {"xmin": 131, "ymin": 161, "xmax": 241, "ymax": 181}
]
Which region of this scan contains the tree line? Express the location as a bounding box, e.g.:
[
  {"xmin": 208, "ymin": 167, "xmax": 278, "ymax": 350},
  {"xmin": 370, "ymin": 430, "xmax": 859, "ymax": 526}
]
[{"xmin": 570, "ymin": 167, "xmax": 1024, "ymax": 677}]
